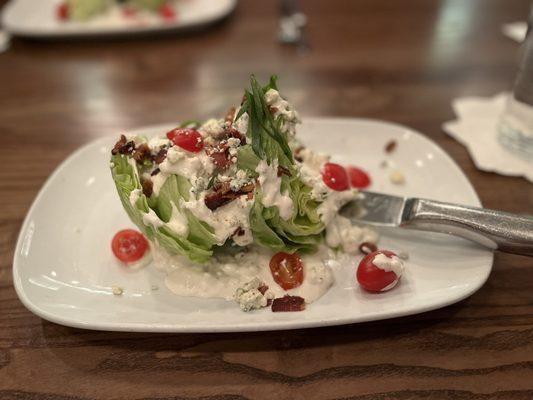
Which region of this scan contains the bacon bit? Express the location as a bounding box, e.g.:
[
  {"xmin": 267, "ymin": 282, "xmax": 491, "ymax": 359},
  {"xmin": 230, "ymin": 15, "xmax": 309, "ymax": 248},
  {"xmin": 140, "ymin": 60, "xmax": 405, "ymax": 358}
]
[
  {"xmin": 258, "ymin": 284, "xmax": 269, "ymax": 295},
  {"xmin": 133, "ymin": 143, "xmax": 151, "ymax": 163},
  {"xmin": 271, "ymin": 296, "xmax": 306, "ymax": 312},
  {"xmin": 277, "ymin": 165, "xmax": 292, "ymax": 177},
  {"xmin": 385, "ymin": 140, "xmax": 397, "ymax": 154},
  {"xmin": 247, "ymin": 192, "xmax": 254, "ymax": 200},
  {"xmin": 151, "ymin": 168, "xmax": 160, "ymax": 176},
  {"xmin": 141, "ymin": 179, "xmax": 153, "ymax": 198},
  {"xmin": 269, "ymin": 106, "xmax": 279, "ymax": 114},
  {"xmin": 294, "ymin": 146, "xmax": 305, "ymax": 162},
  {"xmin": 225, "ymin": 127, "xmax": 247, "ymax": 145},
  {"xmin": 206, "ymin": 142, "xmax": 233, "ymax": 170},
  {"xmin": 205, "ymin": 181, "xmax": 255, "ymax": 211},
  {"xmin": 111, "ymin": 135, "xmax": 135, "ymax": 156},
  {"xmin": 225, "ymin": 107, "xmax": 236, "ymax": 124},
  {"xmin": 154, "ymin": 148, "xmax": 167, "ymax": 164},
  {"xmin": 359, "ymin": 242, "xmax": 378, "ymax": 255},
  {"xmin": 205, "ymin": 192, "xmax": 233, "ymax": 211},
  {"xmin": 239, "ymin": 183, "xmax": 255, "ymax": 193}
]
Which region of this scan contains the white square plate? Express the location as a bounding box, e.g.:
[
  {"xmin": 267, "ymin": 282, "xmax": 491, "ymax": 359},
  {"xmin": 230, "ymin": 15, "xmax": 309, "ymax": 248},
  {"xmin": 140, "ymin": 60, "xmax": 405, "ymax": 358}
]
[
  {"xmin": 2, "ymin": 0, "xmax": 236, "ymax": 38},
  {"xmin": 13, "ymin": 118, "xmax": 493, "ymax": 332}
]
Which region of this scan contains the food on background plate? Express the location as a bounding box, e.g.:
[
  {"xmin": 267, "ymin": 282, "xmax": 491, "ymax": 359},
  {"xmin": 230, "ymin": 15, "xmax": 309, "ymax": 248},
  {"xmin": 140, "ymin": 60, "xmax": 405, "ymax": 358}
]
[
  {"xmin": 56, "ymin": 0, "xmax": 177, "ymax": 23},
  {"xmin": 109, "ymin": 75, "xmax": 405, "ymax": 312}
]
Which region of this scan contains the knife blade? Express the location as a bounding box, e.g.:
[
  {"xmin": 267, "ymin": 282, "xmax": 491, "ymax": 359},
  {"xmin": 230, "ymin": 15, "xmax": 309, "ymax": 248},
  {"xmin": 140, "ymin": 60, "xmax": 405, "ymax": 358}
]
[{"xmin": 342, "ymin": 191, "xmax": 410, "ymax": 226}]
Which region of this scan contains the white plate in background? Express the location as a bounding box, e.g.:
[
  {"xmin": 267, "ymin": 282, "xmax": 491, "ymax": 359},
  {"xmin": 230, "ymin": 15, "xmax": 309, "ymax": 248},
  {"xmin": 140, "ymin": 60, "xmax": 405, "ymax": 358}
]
[
  {"xmin": 13, "ymin": 118, "xmax": 494, "ymax": 332},
  {"xmin": 2, "ymin": 0, "xmax": 236, "ymax": 38}
]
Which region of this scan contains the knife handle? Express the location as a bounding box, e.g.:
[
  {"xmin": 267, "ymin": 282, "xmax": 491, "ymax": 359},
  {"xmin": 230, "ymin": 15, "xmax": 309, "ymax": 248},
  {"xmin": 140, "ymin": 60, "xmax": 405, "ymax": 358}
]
[{"xmin": 401, "ymin": 199, "xmax": 533, "ymax": 256}]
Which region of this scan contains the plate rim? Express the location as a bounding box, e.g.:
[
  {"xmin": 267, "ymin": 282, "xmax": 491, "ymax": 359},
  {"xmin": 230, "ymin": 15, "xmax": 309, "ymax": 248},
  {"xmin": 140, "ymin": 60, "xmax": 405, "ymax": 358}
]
[
  {"xmin": 12, "ymin": 117, "xmax": 494, "ymax": 332},
  {"xmin": 1, "ymin": 0, "xmax": 237, "ymax": 38}
]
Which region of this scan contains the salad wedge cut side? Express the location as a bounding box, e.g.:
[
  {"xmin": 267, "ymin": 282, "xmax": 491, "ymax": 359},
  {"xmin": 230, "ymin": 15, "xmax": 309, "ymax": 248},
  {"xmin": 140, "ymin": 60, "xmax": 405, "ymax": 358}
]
[{"xmin": 109, "ymin": 76, "xmax": 395, "ymax": 312}]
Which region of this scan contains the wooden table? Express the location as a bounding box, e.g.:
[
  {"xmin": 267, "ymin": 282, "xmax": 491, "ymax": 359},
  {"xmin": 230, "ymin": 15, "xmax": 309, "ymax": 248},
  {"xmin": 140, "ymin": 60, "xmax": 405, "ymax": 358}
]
[{"xmin": 1, "ymin": 0, "xmax": 533, "ymax": 398}]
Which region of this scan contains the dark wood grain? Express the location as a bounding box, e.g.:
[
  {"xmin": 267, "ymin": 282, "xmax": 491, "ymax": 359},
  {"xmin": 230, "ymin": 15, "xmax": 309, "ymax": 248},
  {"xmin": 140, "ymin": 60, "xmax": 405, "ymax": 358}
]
[{"xmin": 1, "ymin": 0, "xmax": 533, "ymax": 399}]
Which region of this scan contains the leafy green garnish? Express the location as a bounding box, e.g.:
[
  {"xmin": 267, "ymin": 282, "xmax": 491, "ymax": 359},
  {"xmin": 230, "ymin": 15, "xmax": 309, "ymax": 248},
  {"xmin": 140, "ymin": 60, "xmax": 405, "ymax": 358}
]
[{"xmin": 238, "ymin": 75, "xmax": 294, "ymax": 166}]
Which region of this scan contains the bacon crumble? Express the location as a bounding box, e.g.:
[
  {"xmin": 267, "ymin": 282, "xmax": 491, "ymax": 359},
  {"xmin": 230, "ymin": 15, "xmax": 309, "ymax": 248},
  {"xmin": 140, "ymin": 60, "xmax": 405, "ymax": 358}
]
[
  {"xmin": 141, "ymin": 178, "xmax": 153, "ymax": 198},
  {"xmin": 271, "ymin": 296, "xmax": 306, "ymax": 312},
  {"xmin": 205, "ymin": 181, "xmax": 254, "ymax": 211},
  {"xmin": 111, "ymin": 135, "xmax": 135, "ymax": 156},
  {"xmin": 133, "ymin": 143, "xmax": 151, "ymax": 163},
  {"xmin": 154, "ymin": 148, "xmax": 167, "ymax": 164}
]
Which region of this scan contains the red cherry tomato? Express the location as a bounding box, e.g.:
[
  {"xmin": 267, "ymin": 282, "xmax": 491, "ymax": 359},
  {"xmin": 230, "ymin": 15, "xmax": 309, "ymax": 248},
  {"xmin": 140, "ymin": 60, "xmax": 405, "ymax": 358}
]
[
  {"xmin": 166, "ymin": 128, "xmax": 204, "ymax": 153},
  {"xmin": 56, "ymin": 2, "xmax": 69, "ymax": 20},
  {"xmin": 356, "ymin": 250, "xmax": 400, "ymax": 292},
  {"xmin": 321, "ymin": 162, "xmax": 350, "ymax": 191},
  {"xmin": 269, "ymin": 252, "xmax": 304, "ymax": 290},
  {"xmin": 159, "ymin": 4, "xmax": 176, "ymax": 21},
  {"xmin": 111, "ymin": 229, "xmax": 149, "ymax": 263},
  {"xmin": 347, "ymin": 166, "xmax": 371, "ymax": 189}
]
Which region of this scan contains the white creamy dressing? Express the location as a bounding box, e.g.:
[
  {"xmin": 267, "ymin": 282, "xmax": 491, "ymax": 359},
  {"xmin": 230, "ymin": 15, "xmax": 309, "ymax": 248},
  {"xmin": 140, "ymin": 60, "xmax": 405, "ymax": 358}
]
[
  {"xmin": 264, "ymin": 89, "xmax": 300, "ymax": 135},
  {"xmin": 373, "ymin": 253, "xmax": 404, "ymax": 276},
  {"xmin": 232, "ymin": 111, "xmax": 249, "ymax": 134},
  {"xmin": 129, "ymin": 188, "xmax": 141, "ymax": 207},
  {"xmin": 151, "ymin": 172, "xmax": 169, "ymax": 197},
  {"xmin": 255, "ymin": 160, "xmax": 294, "ymax": 220},
  {"xmin": 155, "ymin": 146, "xmax": 214, "ymax": 197},
  {"xmin": 325, "ymin": 215, "xmax": 379, "ymax": 254},
  {"xmin": 181, "ymin": 193, "xmax": 253, "ymax": 245},
  {"xmin": 142, "ymin": 209, "xmax": 165, "ymax": 228},
  {"xmin": 372, "ymin": 253, "xmax": 405, "ymax": 291},
  {"xmin": 153, "ymin": 245, "xmax": 334, "ymax": 303},
  {"xmin": 317, "ymin": 189, "xmax": 359, "ymax": 225},
  {"xmin": 166, "ymin": 202, "xmax": 189, "ymax": 237}
]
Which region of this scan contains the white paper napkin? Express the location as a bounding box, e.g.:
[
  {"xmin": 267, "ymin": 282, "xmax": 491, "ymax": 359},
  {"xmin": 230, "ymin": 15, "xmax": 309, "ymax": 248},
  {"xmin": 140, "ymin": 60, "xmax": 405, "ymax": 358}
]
[
  {"xmin": 502, "ymin": 22, "xmax": 527, "ymax": 42},
  {"xmin": 442, "ymin": 92, "xmax": 533, "ymax": 183}
]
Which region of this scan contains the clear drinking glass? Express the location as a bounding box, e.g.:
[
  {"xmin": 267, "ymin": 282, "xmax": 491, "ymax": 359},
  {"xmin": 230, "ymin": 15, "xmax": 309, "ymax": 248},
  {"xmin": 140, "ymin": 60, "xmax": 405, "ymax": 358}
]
[{"xmin": 498, "ymin": 7, "xmax": 533, "ymax": 160}]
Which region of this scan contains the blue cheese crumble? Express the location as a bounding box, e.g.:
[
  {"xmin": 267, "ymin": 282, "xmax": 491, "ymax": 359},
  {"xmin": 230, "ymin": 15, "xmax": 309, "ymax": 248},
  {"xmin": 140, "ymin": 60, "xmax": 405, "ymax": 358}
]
[{"xmin": 234, "ymin": 277, "xmax": 274, "ymax": 312}]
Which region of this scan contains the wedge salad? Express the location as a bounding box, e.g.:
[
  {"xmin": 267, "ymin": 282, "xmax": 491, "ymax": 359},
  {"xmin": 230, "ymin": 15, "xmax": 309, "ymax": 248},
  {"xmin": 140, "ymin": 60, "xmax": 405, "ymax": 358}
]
[{"xmin": 109, "ymin": 76, "xmax": 405, "ymax": 312}]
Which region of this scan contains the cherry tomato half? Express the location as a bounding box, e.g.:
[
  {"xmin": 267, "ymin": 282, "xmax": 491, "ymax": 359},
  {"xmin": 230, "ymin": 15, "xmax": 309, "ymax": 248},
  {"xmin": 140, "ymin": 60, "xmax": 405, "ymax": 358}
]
[
  {"xmin": 166, "ymin": 128, "xmax": 204, "ymax": 153},
  {"xmin": 347, "ymin": 166, "xmax": 371, "ymax": 189},
  {"xmin": 321, "ymin": 162, "xmax": 349, "ymax": 191},
  {"xmin": 159, "ymin": 4, "xmax": 176, "ymax": 21},
  {"xmin": 269, "ymin": 252, "xmax": 304, "ymax": 290},
  {"xmin": 111, "ymin": 229, "xmax": 149, "ymax": 263},
  {"xmin": 56, "ymin": 2, "xmax": 69, "ymax": 20},
  {"xmin": 356, "ymin": 250, "xmax": 400, "ymax": 292}
]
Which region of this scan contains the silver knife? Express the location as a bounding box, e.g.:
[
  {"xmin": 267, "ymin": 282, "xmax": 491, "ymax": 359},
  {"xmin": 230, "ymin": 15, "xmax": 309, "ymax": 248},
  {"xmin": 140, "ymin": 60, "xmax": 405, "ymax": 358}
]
[{"xmin": 341, "ymin": 191, "xmax": 533, "ymax": 256}]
